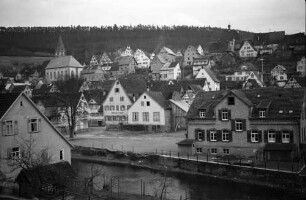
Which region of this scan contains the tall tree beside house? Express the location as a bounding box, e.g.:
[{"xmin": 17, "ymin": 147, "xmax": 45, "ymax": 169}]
[{"xmin": 53, "ymin": 77, "xmax": 84, "ymax": 138}]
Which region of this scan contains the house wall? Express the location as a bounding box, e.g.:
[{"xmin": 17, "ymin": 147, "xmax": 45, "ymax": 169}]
[
  {"xmin": 0, "ymin": 95, "xmax": 71, "ymax": 179},
  {"xmin": 196, "ymin": 69, "xmax": 220, "ymax": 91},
  {"xmin": 187, "ymin": 95, "xmax": 299, "ymax": 159},
  {"xmin": 184, "ymin": 46, "xmax": 199, "ymax": 65},
  {"xmin": 297, "ymin": 57, "xmax": 305, "ymax": 75},
  {"xmin": 103, "ymin": 81, "xmax": 132, "ymax": 128},
  {"xmin": 170, "ymin": 103, "xmax": 187, "ymax": 131},
  {"xmin": 239, "ymin": 41, "xmax": 258, "ymax": 58},
  {"xmin": 46, "ymin": 67, "xmax": 82, "ymax": 82},
  {"xmin": 134, "ymin": 50, "xmax": 150, "ymax": 68}
]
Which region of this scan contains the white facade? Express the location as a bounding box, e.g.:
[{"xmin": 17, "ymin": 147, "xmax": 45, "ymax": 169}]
[
  {"xmin": 102, "ymin": 80, "xmax": 132, "ymax": 126},
  {"xmin": 121, "ymin": 46, "xmax": 134, "ymax": 57},
  {"xmin": 297, "ymin": 57, "xmax": 305, "ymax": 76},
  {"xmin": 239, "ymin": 41, "xmax": 258, "ymax": 58},
  {"xmin": 197, "ymin": 45, "xmax": 204, "ymax": 55},
  {"xmin": 160, "ymin": 62, "xmax": 181, "ymax": 81},
  {"xmin": 128, "ymin": 92, "xmax": 166, "ymax": 126},
  {"xmin": 271, "ymin": 65, "xmax": 287, "ymax": 81},
  {"xmin": 195, "ymin": 67, "xmax": 220, "ymax": 91},
  {"xmin": 134, "ymin": 49, "xmax": 150, "ymax": 68},
  {"xmin": 0, "ymin": 93, "xmax": 72, "ymax": 179}
]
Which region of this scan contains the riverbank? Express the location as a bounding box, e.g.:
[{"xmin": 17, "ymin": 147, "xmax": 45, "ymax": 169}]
[{"xmin": 72, "ymin": 146, "xmax": 306, "ymax": 198}]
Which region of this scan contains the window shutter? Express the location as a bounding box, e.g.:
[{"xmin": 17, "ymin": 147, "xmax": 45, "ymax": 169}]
[
  {"xmin": 2, "ymin": 122, "xmax": 7, "ymax": 135},
  {"xmin": 231, "ymin": 120, "xmax": 235, "ymax": 131},
  {"xmin": 27, "ymin": 119, "xmax": 31, "ymax": 133},
  {"xmin": 258, "ymin": 130, "xmax": 262, "ymax": 143},
  {"xmin": 38, "ymin": 118, "xmax": 42, "ymax": 132},
  {"xmin": 7, "ymin": 148, "xmax": 11, "ymax": 159},
  {"xmin": 229, "ymin": 131, "xmax": 233, "ymax": 142},
  {"xmin": 264, "ymin": 130, "xmax": 268, "ymax": 143},
  {"xmin": 242, "ymin": 119, "xmax": 247, "ymax": 131},
  {"xmin": 14, "ymin": 121, "xmax": 18, "ymax": 135},
  {"xmin": 289, "ymin": 131, "xmax": 294, "ymax": 143},
  {"xmin": 217, "ymin": 130, "xmax": 222, "ymax": 141},
  {"xmin": 247, "ymin": 131, "xmax": 251, "ymax": 143},
  {"xmin": 201, "ymin": 130, "xmax": 205, "ymax": 141},
  {"xmin": 218, "ymin": 110, "xmax": 221, "ymax": 120},
  {"xmin": 228, "ymin": 110, "xmax": 231, "ymax": 120},
  {"xmin": 195, "ymin": 130, "xmax": 198, "ymax": 140},
  {"xmin": 207, "ymin": 130, "xmax": 210, "ymax": 142},
  {"xmin": 276, "ymin": 131, "xmax": 281, "ymax": 143}
]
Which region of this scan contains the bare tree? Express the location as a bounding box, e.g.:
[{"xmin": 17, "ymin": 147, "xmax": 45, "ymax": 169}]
[{"xmin": 53, "ymin": 77, "xmax": 85, "ymax": 138}]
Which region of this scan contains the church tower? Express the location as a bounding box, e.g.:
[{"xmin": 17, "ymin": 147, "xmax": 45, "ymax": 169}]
[{"xmin": 55, "ymin": 35, "xmax": 66, "ymax": 57}]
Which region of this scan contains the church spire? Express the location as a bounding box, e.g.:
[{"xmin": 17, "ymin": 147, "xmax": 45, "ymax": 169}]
[{"xmin": 55, "ymin": 35, "xmax": 66, "ymax": 57}]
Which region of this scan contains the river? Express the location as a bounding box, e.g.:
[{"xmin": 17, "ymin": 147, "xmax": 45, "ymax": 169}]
[{"xmin": 72, "ymin": 160, "xmax": 304, "ymax": 200}]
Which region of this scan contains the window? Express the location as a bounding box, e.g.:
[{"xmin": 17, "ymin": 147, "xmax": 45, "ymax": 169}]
[
  {"xmin": 104, "ymin": 106, "xmax": 109, "ymax": 111},
  {"xmin": 28, "ymin": 118, "xmax": 39, "ymax": 133},
  {"xmin": 20, "ymin": 101, "xmax": 23, "ymax": 106},
  {"xmin": 153, "ymin": 112, "xmax": 160, "ymax": 122},
  {"xmin": 10, "ymin": 147, "xmax": 20, "ymax": 159},
  {"xmin": 60, "ymin": 149, "xmax": 64, "ymax": 160},
  {"xmin": 251, "ymin": 130, "xmax": 259, "ymax": 142},
  {"xmin": 143, "ymin": 112, "xmax": 149, "ymax": 122},
  {"xmin": 199, "ymin": 110, "xmax": 206, "ymax": 118},
  {"xmin": 110, "ymin": 106, "xmax": 115, "ymax": 111},
  {"xmin": 116, "ymin": 105, "xmax": 119, "ymax": 111},
  {"xmin": 132, "ymin": 112, "xmax": 139, "ymax": 121},
  {"xmin": 115, "ymin": 88, "xmax": 119, "ymax": 93},
  {"xmin": 141, "ymin": 101, "xmax": 144, "ymax": 106},
  {"xmin": 120, "ymin": 105, "xmax": 125, "ymax": 111},
  {"xmin": 235, "ymin": 120, "xmax": 243, "ymax": 131},
  {"xmin": 210, "ymin": 130, "xmax": 217, "ymax": 141},
  {"xmin": 120, "ymin": 97, "xmax": 124, "ymax": 101},
  {"xmin": 4, "ymin": 121, "xmax": 14, "ymax": 135},
  {"xmin": 211, "ymin": 148, "xmax": 217, "ymax": 154},
  {"xmin": 268, "ymin": 130, "xmax": 276, "ymax": 143},
  {"xmin": 222, "ymin": 130, "xmax": 229, "ymax": 142},
  {"xmin": 110, "ymin": 97, "xmax": 113, "ymax": 102},
  {"xmin": 196, "ymin": 148, "xmax": 202, "ymax": 153},
  {"xmin": 221, "ymin": 110, "xmax": 228, "ymax": 120},
  {"xmin": 144, "ymin": 95, "xmax": 146, "ymax": 99},
  {"xmin": 228, "ymin": 97, "xmax": 235, "ymax": 105},
  {"xmin": 259, "ymin": 110, "xmax": 266, "ymax": 118},
  {"xmin": 282, "ymin": 131, "xmax": 290, "ymax": 143},
  {"xmin": 147, "ymin": 101, "xmax": 150, "ymax": 106},
  {"xmin": 223, "ymin": 149, "xmax": 229, "ymax": 154},
  {"xmin": 197, "ymin": 131, "xmax": 203, "ymax": 141}
]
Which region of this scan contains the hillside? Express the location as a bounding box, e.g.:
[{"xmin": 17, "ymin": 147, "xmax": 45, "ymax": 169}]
[{"xmin": 0, "ymin": 25, "xmax": 254, "ymax": 63}]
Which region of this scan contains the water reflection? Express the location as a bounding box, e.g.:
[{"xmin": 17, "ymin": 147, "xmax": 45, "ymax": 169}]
[{"xmin": 72, "ymin": 160, "xmax": 304, "ymax": 200}]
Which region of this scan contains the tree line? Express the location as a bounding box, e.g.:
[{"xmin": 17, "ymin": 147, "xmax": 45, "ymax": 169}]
[{"xmin": 0, "ymin": 25, "xmax": 253, "ymax": 63}]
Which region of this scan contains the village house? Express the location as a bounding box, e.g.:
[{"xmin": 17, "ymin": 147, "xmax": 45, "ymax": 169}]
[
  {"xmin": 116, "ymin": 56, "xmax": 137, "ymax": 75},
  {"xmin": 180, "ymin": 88, "xmax": 304, "ymax": 162},
  {"xmin": 160, "ymin": 61, "xmax": 181, "ymax": 81},
  {"xmin": 127, "ymin": 91, "xmax": 171, "ymax": 132},
  {"xmin": 45, "ymin": 36, "xmax": 84, "ymax": 83},
  {"xmin": 195, "ymin": 66, "xmax": 220, "ymax": 91},
  {"xmin": 83, "ymin": 90, "xmax": 106, "ymax": 127},
  {"xmin": 150, "ymin": 55, "xmax": 168, "ymax": 80},
  {"xmin": 90, "ymin": 54, "xmax": 101, "ymax": 66},
  {"xmin": 80, "ymin": 65, "xmax": 106, "ymax": 82},
  {"xmin": 297, "ymin": 57, "xmax": 305, "ymax": 76},
  {"xmin": 197, "ymin": 45, "xmax": 204, "ymax": 56},
  {"xmin": 284, "ymin": 75, "xmax": 306, "ymax": 88},
  {"xmin": 271, "ymin": 65, "xmax": 287, "ymax": 87},
  {"xmin": 134, "ymin": 49, "xmax": 150, "ymax": 68},
  {"xmin": 8, "ymin": 84, "xmax": 32, "ymax": 98},
  {"xmin": 238, "ymin": 41, "xmax": 258, "ymax": 58},
  {"xmin": 157, "ymin": 47, "xmax": 176, "ymax": 63},
  {"xmin": 184, "ymin": 45, "xmax": 200, "ymax": 65},
  {"xmin": 102, "ymin": 79, "xmax": 147, "ymax": 130},
  {"xmin": 169, "ymin": 99, "xmax": 189, "ymax": 131},
  {"xmin": 120, "ymin": 46, "xmax": 134, "ymax": 57},
  {"xmin": 192, "ymin": 57, "xmax": 211, "ymax": 76},
  {"xmin": 100, "ymin": 52, "xmax": 113, "ymax": 65},
  {"xmin": 0, "ymin": 93, "xmax": 72, "ymax": 179},
  {"xmin": 225, "ymin": 62, "xmax": 261, "ymax": 82}
]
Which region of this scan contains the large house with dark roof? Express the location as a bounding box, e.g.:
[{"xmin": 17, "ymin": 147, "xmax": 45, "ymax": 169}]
[
  {"xmin": 160, "ymin": 61, "xmax": 181, "ymax": 81},
  {"xmin": 45, "ymin": 36, "xmax": 84, "ymax": 82},
  {"xmin": 0, "ymin": 93, "xmax": 72, "ymax": 179},
  {"xmin": 182, "ymin": 88, "xmax": 305, "ymax": 161},
  {"xmin": 102, "ymin": 78, "xmax": 147, "ymax": 129},
  {"xmin": 127, "ymin": 91, "xmax": 171, "ymax": 132}
]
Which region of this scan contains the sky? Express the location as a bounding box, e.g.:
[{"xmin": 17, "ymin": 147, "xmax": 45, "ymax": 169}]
[{"xmin": 0, "ymin": 0, "xmax": 305, "ymax": 34}]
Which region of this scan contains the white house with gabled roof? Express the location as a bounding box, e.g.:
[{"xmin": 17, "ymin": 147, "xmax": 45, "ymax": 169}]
[
  {"xmin": 0, "ymin": 93, "xmax": 72, "ymax": 179},
  {"xmin": 195, "ymin": 67, "xmax": 220, "ymax": 91},
  {"xmin": 239, "ymin": 41, "xmax": 258, "ymax": 58},
  {"xmin": 297, "ymin": 57, "xmax": 305, "ymax": 76},
  {"xmin": 160, "ymin": 61, "xmax": 181, "ymax": 81},
  {"xmin": 134, "ymin": 49, "xmax": 150, "ymax": 68},
  {"xmin": 127, "ymin": 91, "xmax": 171, "ymax": 132}
]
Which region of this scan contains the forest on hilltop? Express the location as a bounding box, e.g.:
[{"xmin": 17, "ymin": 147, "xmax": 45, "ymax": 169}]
[{"xmin": 0, "ymin": 25, "xmax": 254, "ymax": 63}]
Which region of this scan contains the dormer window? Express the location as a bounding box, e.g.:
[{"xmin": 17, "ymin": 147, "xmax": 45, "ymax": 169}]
[
  {"xmin": 115, "ymin": 88, "xmax": 119, "ymax": 93},
  {"xmin": 199, "ymin": 109, "xmax": 206, "ymax": 118},
  {"xmin": 259, "ymin": 109, "xmax": 266, "ymax": 118}
]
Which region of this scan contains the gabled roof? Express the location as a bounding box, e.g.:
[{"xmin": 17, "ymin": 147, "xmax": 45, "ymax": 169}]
[
  {"xmin": 271, "ymin": 65, "xmax": 286, "ymax": 72},
  {"xmin": 146, "ymin": 91, "xmax": 169, "ymax": 109},
  {"xmin": 32, "ymin": 84, "xmax": 55, "ymax": 96},
  {"xmin": 160, "ymin": 47, "xmax": 176, "ymax": 56},
  {"xmin": 199, "ymin": 66, "xmax": 220, "ymax": 83},
  {"xmin": 0, "ymin": 93, "xmax": 73, "ymax": 147},
  {"xmin": 116, "ymin": 56, "xmax": 136, "ymax": 66},
  {"xmin": 235, "ymin": 62, "xmax": 258, "ymax": 72},
  {"xmin": 169, "ymin": 99, "xmax": 189, "ymax": 112},
  {"xmin": 83, "ymin": 90, "xmax": 107, "ymax": 105},
  {"xmin": 10, "ymin": 85, "xmax": 28, "ymax": 94},
  {"xmin": 160, "ymin": 61, "xmax": 179, "ymax": 71},
  {"xmin": 285, "ymin": 75, "xmax": 306, "ymax": 88},
  {"xmin": 119, "ymin": 78, "xmax": 147, "ymax": 95},
  {"xmin": 46, "ymin": 55, "xmax": 83, "ymax": 69}
]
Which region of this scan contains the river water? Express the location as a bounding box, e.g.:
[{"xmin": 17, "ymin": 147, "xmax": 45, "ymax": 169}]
[{"xmin": 72, "ymin": 160, "xmax": 304, "ymax": 200}]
